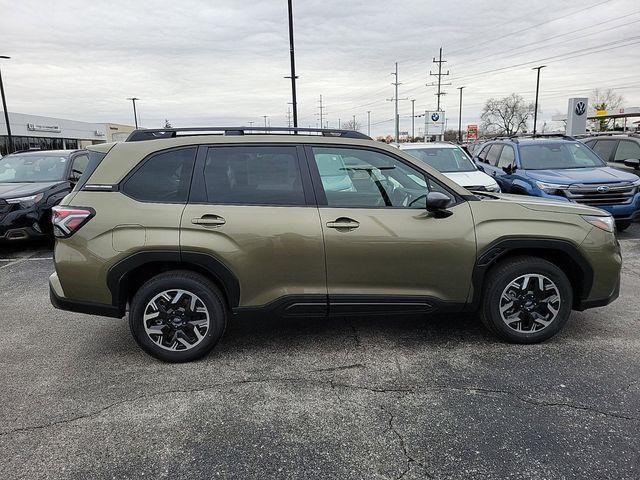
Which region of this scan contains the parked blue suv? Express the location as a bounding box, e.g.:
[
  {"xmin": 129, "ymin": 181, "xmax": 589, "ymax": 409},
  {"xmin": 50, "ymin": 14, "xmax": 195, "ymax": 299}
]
[{"xmin": 474, "ymin": 136, "xmax": 640, "ymax": 231}]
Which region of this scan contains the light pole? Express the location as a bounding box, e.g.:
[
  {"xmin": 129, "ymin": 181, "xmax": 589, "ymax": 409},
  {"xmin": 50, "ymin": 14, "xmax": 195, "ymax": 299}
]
[
  {"xmin": 285, "ymin": 0, "xmax": 298, "ymax": 128},
  {"xmin": 0, "ymin": 56, "xmax": 13, "ymax": 154},
  {"xmin": 532, "ymin": 65, "xmax": 546, "ymax": 135},
  {"xmin": 127, "ymin": 97, "xmax": 139, "ymax": 129},
  {"xmin": 367, "ymin": 110, "xmax": 371, "ymax": 137},
  {"xmin": 457, "ymin": 86, "xmax": 465, "ymax": 143},
  {"xmin": 410, "ymin": 99, "xmax": 415, "ymax": 140}
]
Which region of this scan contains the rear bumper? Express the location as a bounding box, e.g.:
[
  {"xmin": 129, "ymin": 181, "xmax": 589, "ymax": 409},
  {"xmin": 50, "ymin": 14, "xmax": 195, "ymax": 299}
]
[{"xmin": 49, "ymin": 273, "xmax": 123, "ymax": 318}]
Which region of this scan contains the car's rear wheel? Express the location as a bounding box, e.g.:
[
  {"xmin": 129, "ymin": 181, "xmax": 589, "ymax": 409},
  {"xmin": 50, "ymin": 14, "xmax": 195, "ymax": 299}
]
[
  {"xmin": 616, "ymin": 221, "xmax": 631, "ymax": 232},
  {"xmin": 129, "ymin": 271, "xmax": 227, "ymax": 362},
  {"xmin": 480, "ymin": 256, "xmax": 573, "ymax": 343}
]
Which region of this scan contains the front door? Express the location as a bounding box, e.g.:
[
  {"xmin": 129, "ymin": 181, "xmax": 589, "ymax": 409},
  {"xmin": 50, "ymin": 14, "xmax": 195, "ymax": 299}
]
[
  {"xmin": 306, "ymin": 145, "xmax": 477, "ymax": 314},
  {"xmin": 180, "ymin": 144, "xmax": 327, "ymax": 314}
]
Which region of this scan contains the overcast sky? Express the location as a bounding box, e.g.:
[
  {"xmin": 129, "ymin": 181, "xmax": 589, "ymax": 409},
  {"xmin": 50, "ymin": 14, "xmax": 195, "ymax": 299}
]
[{"xmin": 1, "ymin": 0, "xmax": 639, "ymax": 136}]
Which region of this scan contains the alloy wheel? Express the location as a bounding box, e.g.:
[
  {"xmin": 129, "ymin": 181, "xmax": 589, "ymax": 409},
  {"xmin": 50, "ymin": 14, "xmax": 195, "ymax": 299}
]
[{"xmin": 499, "ymin": 274, "xmax": 561, "ymax": 333}]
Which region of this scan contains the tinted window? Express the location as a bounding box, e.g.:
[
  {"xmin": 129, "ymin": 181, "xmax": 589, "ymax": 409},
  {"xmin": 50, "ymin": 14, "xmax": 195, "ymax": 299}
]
[
  {"xmin": 497, "ymin": 146, "xmax": 515, "ymax": 168},
  {"xmin": 614, "ymin": 140, "xmax": 640, "ymax": 161},
  {"xmin": 122, "ymin": 147, "xmax": 196, "ymax": 203},
  {"xmin": 312, "ymin": 147, "xmax": 452, "ymax": 208},
  {"xmin": 591, "ymin": 140, "xmax": 617, "ymax": 161},
  {"xmin": 403, "ymin": 147, "xmax": 476, "ymax": 172},
  {"xmin": 519, "ymin": 143, "xmax": 604, "ymax": 170},
  {"xmin": 204, "ymin": 146, "xmax": 305, "ymax": 205},
  {"xmin": 486, "ymin": 144, "xmax": 503, "ymax": 166},
  {"xmin": 0, "ymin": 154, "xmax": 69, "ymax": 182},
  {"xmin": 70, "ymin": 154, "xmax": 89, "ymax": 178}
]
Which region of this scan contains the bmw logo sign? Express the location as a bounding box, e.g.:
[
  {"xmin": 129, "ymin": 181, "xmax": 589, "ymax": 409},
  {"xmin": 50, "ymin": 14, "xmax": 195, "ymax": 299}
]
[
  {"xmin": 431, "ymin": 112, "xmax": 440, "ymax": 122},
  {"xmin": 596, "ymin": 185, "xmax": 610, "ymax": 193},
  {"xmin": 575, "ymin": 101, "xmax": 586, "ymax": 116}
]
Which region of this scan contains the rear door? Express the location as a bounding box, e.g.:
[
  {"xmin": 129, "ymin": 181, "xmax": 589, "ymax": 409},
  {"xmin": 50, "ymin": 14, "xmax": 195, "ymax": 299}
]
[{"xmin": 180, "ymin": 144, "xmax": 327, "ymax": 314}]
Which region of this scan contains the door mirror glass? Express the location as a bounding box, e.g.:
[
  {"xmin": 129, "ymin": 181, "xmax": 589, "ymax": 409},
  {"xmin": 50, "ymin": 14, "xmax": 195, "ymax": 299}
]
[{"xmin": 426, "ymin": 191, "xmax": 453, "ymax": 217}]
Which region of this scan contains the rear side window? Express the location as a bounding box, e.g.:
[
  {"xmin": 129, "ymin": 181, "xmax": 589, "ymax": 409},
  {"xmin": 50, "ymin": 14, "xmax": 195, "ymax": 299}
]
[
  {"xmin": 203, "ymin": 146, "xmax": 305, "ymax": 205},
  {"xmin": 122, "ymin": 147, "xmax": 196, "ymax": 203},
  {"xmin": 74, "ymin": 150, "xmax": 106, "ymax": 192}
]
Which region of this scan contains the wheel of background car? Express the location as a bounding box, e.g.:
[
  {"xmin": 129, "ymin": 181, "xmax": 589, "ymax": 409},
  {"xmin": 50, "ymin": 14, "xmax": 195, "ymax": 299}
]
[
  {"xmin": 129, "ymin": 270, "xmax": 227, "ymax": 362},
  {"xmin": 480, "ymin": 256, "xmax": 573, "ymax": 344}
]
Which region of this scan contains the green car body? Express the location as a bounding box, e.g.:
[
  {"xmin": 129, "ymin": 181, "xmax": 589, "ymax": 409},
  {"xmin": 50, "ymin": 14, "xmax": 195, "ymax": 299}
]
[{"xmin": 49, "ymin": 131, "xmax": 622, "ymax": 361}]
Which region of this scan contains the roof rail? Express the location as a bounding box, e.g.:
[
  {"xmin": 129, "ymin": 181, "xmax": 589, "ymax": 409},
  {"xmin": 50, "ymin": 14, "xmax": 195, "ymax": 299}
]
[
  {"xmin": 514, "ymin": 133, "xmax": 576, "ymax": 141},
  {"xmin": 576, "ymin": 131, "xmax": 639, "ymax": 138},
  {"xmin": 125, "ymin": 126, "xmax": 371, "ymax": 142}
]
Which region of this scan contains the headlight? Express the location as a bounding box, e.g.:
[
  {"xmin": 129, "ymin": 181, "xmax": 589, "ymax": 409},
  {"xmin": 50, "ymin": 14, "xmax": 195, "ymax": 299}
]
[
  {"xmin": 486, "ymin": 183, "xmax": 501, "ymax": 192},
  {"xmin": 535, "ymin": 181, "xmax": 570, "ymax": 193},
  {"xmin": 5, "ymin": 193, "xmax": 44, "ymax": 207},
  {"xmin": 582, "ymin": 215, "xmax": 615, "ymax": 233},
  {"xmin": 631, "ymin": 178, "xmax": 640, "ymax": 187}
]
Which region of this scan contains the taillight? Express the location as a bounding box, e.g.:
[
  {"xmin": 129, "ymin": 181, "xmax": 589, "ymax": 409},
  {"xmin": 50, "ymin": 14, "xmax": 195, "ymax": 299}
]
[{"xmin": 52, "ymin": 206, "xmax": 95, "ymax": 238}]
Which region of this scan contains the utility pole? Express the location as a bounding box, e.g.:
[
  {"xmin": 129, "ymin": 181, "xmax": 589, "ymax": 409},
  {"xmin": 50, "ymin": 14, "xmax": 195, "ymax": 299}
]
[
  {"xmin": 532, "ymin": 65, "xmax": 546, "ymax": 135},
  {"xmin": 316, "ymin": 95, "xmax": 324, "ymax": 128},
  {"xmin": 387, "ymin": 62, "xmax": 408, "ymax": 143},
  {"xmin": 352, "ymin": 114, "xmax": 356, "ymax": 131},
  {"xmin": 410, "ymin": 99, "xmax": 415, "ymax": 139},
  {"xmin": 286, "ymin": 106, "xmax": 292, "ymax": 128},
  {"xmin": 248, "ymin": 121, "xmax": 254, "ymax": 128},
  {"xmin": 262, "ymin": 115, "xmax": 269, "ymax": 130},
  {"xmin": 285, "ymin": 0, "xmax": 298, "ymax": 128},
  {"xmin": 367, "ymin": 110, "xmax": 371, "ymax": 137},
  {"xmin": 127, "ymin": 97, "xmax": 139, "ymax": 128},
  {"xmin": 457, "ymin": 86, "xmax": 465, "ymax": 143},
  {"xmin": 0, "ymin": 56, "xmax": 13, "ymax": 154},
  {"xmin": 338, "ymin": 118, "xmax": 341, "ymax": 129},
  {"xmin": 427, "ymin": 47, "xmax": 450, "ymax": 112}
]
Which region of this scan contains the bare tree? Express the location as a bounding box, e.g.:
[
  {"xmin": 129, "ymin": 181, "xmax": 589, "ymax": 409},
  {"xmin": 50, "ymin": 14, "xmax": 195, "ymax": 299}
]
[
  {"xmin": 480, "ymin": 94, "xmax": 534, "ymax": 135},
  {"xmin": 164, "ymin": 119, "xmax": 172, "ymax": 128},
  {"xmin": 341, "ymin": 119, "xmax": 361, "ymax": 132},
  {"xmin": 591, "ymin": 88, "xmax": 624, "ymax": 131}
]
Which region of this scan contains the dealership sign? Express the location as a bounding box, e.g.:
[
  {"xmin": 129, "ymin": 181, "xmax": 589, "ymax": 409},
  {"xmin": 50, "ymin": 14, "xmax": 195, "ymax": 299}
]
[
  {"xmin": 467, "ymin": 124, "xmax": 478, "ymax": 140},
  {"xmin": 425, "ymin": 111, "xmax": 445, "ymax": 135},
  {"xmin": 27, "ymin": 123, "xmax": 61, "ymax": 133}
]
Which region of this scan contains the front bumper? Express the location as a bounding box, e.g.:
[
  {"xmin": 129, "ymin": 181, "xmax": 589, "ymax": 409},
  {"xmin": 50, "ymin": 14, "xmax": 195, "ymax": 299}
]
[
  {"xmin": 0, "ymin": 205, "xmax": 51, "ymax": 241},
  {"xmin": 539, "ymin": 191, "xmax": 640, "ymax": 222}
]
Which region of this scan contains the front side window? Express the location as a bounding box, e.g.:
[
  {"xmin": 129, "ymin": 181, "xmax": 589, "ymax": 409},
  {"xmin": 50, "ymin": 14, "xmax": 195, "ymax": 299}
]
[
  {"xmin": 614, "ymin": 140, "xmax": 640, "ymax": 161},
  {"xmin": 311, "ymin": 147, "xmax": 452, "ymax": 208},
  {"xmin": 486, "ymin": 144, "xmax": 503, "ymax": 166},
  {"xmin": 70, "ymin": 154, "xmax": 89, "ymax": 180},
  {"xmin": 203, "ymin": 146, "xmax": 305, "ymax": 205},
  {"xmin": 497, "ymin": 146, "xmax": 516, "ymax": 168},
  {"xmin": 0, "ymin": 154, "xmax": 70, "ymax": 182},
  {"xmin": 122, "ymin": 147, "xmax": 196, "ymax": 203},
  {"xmin": 591, "ymin": 140, "xmax": 617, "ymax": 161},
  {"xmin": 403, "ymin": 147, "xmax": 476, "ymax": 173},
  {"xmin": 519, "ymin": 142, "xmax": 605, "ymax": 170}
]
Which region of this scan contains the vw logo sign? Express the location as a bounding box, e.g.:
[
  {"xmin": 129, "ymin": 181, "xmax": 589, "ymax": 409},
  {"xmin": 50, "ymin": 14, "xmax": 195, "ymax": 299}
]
[
  {"xmin": 431, "ymin": 112, "xmax": 440, "ymax": 122},
  {"xmin": 596, "ymin": 185, "xmax": 610, "ymax": 193},
  {"xmin": 575, "ymin": 101, "xmax": 586, "ymax": 116}
]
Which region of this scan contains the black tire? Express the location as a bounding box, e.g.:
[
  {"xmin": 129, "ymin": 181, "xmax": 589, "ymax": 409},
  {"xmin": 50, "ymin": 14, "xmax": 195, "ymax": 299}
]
[
  {"xmin": 480, "ymin": 256, "xmax": 573, "ymax": 344},
  {"xmin": 129, "ymin": 270, "xmax": 227, "ymax": 362},
  {"xmin": 616, "ymin": 221, "xmax": 631, "ymax": 232}
]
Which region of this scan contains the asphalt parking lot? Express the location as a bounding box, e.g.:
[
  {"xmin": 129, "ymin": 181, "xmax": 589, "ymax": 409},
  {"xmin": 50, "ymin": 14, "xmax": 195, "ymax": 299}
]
[{"xmin": 0, "ymin": 224, "xmax": 639, "ymax": 480}]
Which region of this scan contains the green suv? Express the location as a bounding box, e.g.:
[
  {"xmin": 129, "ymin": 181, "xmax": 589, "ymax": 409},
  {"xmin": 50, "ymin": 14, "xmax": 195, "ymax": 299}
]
[{"xmin": 49, "ymin": 127, "xmax": 622, "ymax": 362}]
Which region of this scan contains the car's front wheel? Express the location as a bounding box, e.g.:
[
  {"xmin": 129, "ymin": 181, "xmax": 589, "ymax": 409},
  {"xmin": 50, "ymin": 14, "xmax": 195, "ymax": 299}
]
[
  {"xmin": 480, "ymin": 256, "xmax": 573, "ymax": 343},
  {"xmin": 129, "ymin": 271, "xmax": 227, "ymax": 362}
]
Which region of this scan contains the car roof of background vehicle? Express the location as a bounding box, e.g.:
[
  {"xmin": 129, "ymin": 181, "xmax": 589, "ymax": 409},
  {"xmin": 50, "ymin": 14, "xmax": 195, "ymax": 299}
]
[
  {"xmin": 3, "ymin": 149, "xmax": 83, "ymax": 157},
  {"xmin": 399, "ymin": 142, "xmax": 460, "ymax": 149}
]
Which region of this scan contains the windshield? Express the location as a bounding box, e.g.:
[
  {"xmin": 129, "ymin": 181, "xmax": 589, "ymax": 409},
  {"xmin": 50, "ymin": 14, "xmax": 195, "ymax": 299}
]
[
  {"xmin": 519, "ymin": 143, "xmax": 605, "ymax": 170},
  {"xmin": 0, "ymin": 154, "xmax": 69, "ymax": 182},
  {"xmin": 403, "ymin": 146, "xmax": 476, "ymax": 172}
]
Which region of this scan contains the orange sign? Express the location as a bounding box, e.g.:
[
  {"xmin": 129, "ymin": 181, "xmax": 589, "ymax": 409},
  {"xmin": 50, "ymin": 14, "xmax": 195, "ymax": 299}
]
[{"xmin": 467, "ymin": 124, "xmax": 478, "ymax": 140}]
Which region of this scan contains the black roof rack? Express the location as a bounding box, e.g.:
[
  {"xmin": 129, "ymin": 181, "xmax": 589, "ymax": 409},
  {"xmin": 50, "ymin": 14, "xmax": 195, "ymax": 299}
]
[
  {"xmin": 576, "ymin": 131, "xmax": 639, "ymax": 138},
  {"xmin": 125, "ymin": 126, "xmax": 371, "ymax": 142}
]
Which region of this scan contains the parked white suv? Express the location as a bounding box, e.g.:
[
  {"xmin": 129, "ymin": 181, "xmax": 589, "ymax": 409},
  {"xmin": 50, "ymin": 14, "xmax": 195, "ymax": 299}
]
[{"xmin": 400, "ymin": 142, "xmax": 500, "ymax": 192}]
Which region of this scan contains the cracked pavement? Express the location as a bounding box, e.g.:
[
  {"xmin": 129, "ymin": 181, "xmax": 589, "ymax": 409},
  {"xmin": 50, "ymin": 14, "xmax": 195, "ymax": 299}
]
[{"xmin": 1, "ymin": 226, "xmax": 639, "ymax": 480}]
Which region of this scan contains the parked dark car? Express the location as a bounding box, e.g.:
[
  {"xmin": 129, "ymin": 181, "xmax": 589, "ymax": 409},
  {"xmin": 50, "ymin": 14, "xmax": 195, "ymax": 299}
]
[
  {"xmin": 582, "ymin": 134, "xmax": 640, "ymax": 170},
  {"xmin": 0, "ymin": 149, "xmax": 89, "ymax": 241}
]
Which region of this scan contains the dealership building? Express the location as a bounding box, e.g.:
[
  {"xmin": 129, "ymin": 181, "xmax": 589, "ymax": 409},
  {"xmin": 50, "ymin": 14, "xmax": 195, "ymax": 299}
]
[{"xmin": 0, "ymin": 112, "xmax": 135, "ymax": 156}]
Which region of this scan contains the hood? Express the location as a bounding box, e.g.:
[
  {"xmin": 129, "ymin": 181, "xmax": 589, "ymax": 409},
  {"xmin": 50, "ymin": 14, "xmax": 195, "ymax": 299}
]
[
  {"xmin": 444, "ymin": 170, "xmax": 497, "ymax": 188},
  {"xmin": 0, "ymin": 181, "xmax": 63, "ymax": 199},
  {"xmin": 486, "ymin": 192, "xmax": 607, "ymax": 216},
  {"xmin": 524, "ymin": 166, "xmax": 639, "ymax": 185}
]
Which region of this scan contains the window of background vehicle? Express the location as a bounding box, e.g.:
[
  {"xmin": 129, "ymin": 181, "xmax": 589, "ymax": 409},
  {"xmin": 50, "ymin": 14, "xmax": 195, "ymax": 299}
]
[
  {"xmin": 404, "ymin": 147, "xmax": 476, "ymax": 172},
  {"xmin": 73, "ymin": 150, "xmax": 107, "ymax": 192},
  {"xmin": 203, "ymin": 146, "xmax": 305, "ymax": 205},
  {"xmin": 0, "ymin": 154, "xmax": 69, "ymax": 182},
  {"xmin": 519, "ymin": 143, "xmax": 605, "ymax": 170},
  {"xmin": 312, "ymin": 146, "xmax": 453, "ymax": 209},
  {"xmin": 591, "ymin": 140, "xmax": 617, "ymax": 162},
  {"xmin": 614, "ymin": 140, "xmax": 640, "ymax": 161},
  {"xmin": 486, "ymin": 144, "xmax": 503, "ymax": 165},
  {"xmin": 496, "ymin": 145, "xmax": 515, "ymax": 168},
  {"xmin": 70, "ymin": 154, "xmax": 89, "ymax": 180},
  {"xmin": 122, "ymin": 147, "xmax": 196, "ymax": 203}
]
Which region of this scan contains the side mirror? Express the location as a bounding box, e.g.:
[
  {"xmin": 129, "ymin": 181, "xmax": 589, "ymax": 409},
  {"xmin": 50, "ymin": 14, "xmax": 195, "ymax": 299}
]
[
  {"xmin": 69, "ymin": 169, "xmax": 83, "ymax": 183},
  {"xmin": 476, "ymin": 163, "xmax": 485, "ymax": 172},
  {"xmin": 502, "ymin": 164, "xmax": 516, "ymax": 174},
  {"xmin": 426, "ymin": 191, "xmax": 453, "ymax": 218},
  {"xmin": 623, "ymin": 158, "xmax": 639, "ymax": 170}
]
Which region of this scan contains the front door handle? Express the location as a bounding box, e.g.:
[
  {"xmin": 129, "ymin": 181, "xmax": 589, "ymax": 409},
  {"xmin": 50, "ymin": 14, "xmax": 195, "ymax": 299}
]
[
  {"xmin": 326, "ymin": 217, "xmax": 360, "ymax": 230},
  {"xmin": 192, "ymin": 215, "xmax": 226, "ymax": 227}
]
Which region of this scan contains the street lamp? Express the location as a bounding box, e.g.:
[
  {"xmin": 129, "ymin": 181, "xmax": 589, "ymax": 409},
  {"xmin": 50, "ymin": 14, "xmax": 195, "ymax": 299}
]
[
  {"xmin": 457, "ymin": 86, "xmax": 465, "ymax": 143},
  {"xmin": 532, "ymin": 66, "xmax": 546, "ymax": 135},
  {"xmin": 127, "ymin": 97, "xmax": 139, "ymax": 129},
  {"xmin": 0, "ymin": 56, "xmax": 13, "ymax": 154}
]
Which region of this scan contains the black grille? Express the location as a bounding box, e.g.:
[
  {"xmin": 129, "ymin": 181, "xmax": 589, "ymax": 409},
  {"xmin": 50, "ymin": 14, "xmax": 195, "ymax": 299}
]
[
  {"xmin": 466, "ymin": 185, "xmax": 487, "ymax": 191},
  {"xmin": 564, "ymin": 184, "xmax": 637, "ymax": 206}
]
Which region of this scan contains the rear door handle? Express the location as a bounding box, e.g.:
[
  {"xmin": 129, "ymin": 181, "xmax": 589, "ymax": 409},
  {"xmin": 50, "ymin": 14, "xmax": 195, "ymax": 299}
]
[
  {"xmin": 192, "ymin": 215, "xmax": 226, "ymax": 227},
  {"xmin": 326, "ymin": 217, "xmax": 360, "ymax": 230}
]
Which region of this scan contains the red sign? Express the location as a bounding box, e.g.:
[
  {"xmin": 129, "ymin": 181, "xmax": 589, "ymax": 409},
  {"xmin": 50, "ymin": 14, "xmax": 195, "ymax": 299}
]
[{"xmin": 467, "ymin": 124, "xmax": 478, "ymax": 140}]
